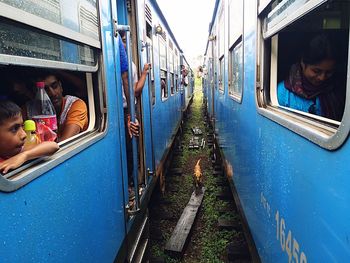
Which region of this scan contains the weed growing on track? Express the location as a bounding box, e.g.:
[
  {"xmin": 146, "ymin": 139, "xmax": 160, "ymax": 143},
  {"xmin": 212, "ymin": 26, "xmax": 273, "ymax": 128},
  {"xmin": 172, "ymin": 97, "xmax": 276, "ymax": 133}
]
[{"xmin": 149, "ymin": 81, "xmax": 235, "ymax": 262}]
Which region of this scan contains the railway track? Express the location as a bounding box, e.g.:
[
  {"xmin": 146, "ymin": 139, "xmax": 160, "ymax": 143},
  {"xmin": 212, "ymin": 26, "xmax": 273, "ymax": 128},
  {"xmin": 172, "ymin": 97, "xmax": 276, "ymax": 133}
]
[{"xmin": 148, "ymin": 85, "xmax": 253, "ymax": 263}]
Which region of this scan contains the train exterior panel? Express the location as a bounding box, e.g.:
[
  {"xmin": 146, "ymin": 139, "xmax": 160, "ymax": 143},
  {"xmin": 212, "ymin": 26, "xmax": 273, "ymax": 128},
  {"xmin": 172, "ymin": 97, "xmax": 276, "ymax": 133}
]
[{"xmin": 204, "ymin": 0, "xmax": 350, "ymax": 262}]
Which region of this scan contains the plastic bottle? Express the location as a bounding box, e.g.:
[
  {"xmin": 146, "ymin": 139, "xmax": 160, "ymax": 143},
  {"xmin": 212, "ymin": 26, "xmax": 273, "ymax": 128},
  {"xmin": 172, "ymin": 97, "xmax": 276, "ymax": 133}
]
[
  {"xmin": 29, "ymin": 81, "xmax": 58, "ymax": 141},
  {"xmin": 23, "ymin": 120, "xmax": 40, "ymax": 148}
]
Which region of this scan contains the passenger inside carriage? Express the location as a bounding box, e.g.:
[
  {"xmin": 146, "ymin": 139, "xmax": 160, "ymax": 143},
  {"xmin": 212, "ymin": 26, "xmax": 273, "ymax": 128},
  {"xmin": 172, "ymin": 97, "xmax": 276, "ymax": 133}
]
[
  {"xmin": 40, "ymin": 73, "xmax": 89, "ymax": 142},
  {"xmin": 3, "ymin": 67, "xmax": 90, "ymax": 142},
  {"xmin": 277, "ymin": 33, "xmax": 345, "ymax": 121},
  {"xmin": 0, "ymin": 100, "xmax": 59, "ymax": 174}
]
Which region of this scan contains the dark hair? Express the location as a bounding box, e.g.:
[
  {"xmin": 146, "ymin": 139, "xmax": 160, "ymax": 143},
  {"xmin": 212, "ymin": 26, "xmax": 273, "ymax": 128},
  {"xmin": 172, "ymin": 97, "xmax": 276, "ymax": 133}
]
[
  {"xmin": 0, "ymin": 100, "xmax": 22, "ymax": 125},
  {"xmin": 119, "ymin": 30, "xmax": 126, "ymax": 38},
  {"xmin": 302, "ymin": 34, "xmax": 335, "ymax": 65}
]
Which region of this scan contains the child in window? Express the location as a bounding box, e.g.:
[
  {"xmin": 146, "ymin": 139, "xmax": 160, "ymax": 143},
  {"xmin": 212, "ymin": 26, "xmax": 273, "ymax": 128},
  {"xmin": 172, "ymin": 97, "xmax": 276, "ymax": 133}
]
[{"xmin": 0, "ymin": 100, "xmax": 59, "ymax": 174}]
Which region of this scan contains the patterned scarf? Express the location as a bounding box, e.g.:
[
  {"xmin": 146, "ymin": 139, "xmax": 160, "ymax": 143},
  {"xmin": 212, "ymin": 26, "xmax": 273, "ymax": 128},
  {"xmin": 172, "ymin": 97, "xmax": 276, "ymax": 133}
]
[{"xmin": 284, "ymin": 63, "xmax": 342, "ymax": 121}]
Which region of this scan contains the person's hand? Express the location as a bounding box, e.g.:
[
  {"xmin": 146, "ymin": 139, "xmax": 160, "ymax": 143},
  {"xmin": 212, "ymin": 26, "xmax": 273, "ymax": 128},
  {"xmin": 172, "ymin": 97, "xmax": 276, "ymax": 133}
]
[
  {"xmin": 127, "ymin": 116, "xmax": 139, "ymax": 138},
  {"xmin": 0, "ymin": 152, "xmax": 27, "ymax": 174},
  {"xmin": 143, "ymin": 63, "xmax": 151, "ymax": 73}
]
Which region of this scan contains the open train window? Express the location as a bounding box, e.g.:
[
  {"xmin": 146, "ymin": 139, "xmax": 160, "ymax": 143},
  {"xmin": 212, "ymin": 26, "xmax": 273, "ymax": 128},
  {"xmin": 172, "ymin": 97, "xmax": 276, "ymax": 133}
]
[
  {"xmin": 175, "ymin": 49, "xmax": 179, "ymax": 92},
  {"xmin": 228, "ymin": 0, "xmax": 243, "ymax": 102},
  {"xmin": 257, "ymin": 0, "xmax": 350, "ymax": 150},
  {"xmin": 146, "ymin": 21, "xmax": 155, "ymax": 105},
  {"xmin": 229, "ymin": 41, "xmax": 243, "ymax": 100},
  {"xmin": 218, "ymin": 56, "xmax": 224, "ymax": 93},
  {"xmin": 0, "ymin": 1, "xmax": 104, "ymax": 190},
  {"xmin": 169, "ymin": 44, "xmax": 175, "ymax": 95},
  {"xmin": 159, "ymin": 37, "xmax": 168, "ymax": 100}
]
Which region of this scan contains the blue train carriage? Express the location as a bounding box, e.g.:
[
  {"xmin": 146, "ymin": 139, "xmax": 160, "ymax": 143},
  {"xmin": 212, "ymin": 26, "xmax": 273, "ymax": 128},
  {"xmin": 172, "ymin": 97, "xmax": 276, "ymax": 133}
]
[
  {"xmin": 204, "ymin": 0, "xmax": 350, "ymax": 262},
  {"xmin": 134, "ymin": 0, "xmax": 192, "ymax": 185},
  {"xmin": 0, "ymin": 0, "xmax": 190, "ymax": 261},
  {"xmin": 119, "ymin": 0, "xmax": 190, "ymax": 259},
  {"xmin": 0, "ymin": 0, "xmax": 131, "ymax": 262}
]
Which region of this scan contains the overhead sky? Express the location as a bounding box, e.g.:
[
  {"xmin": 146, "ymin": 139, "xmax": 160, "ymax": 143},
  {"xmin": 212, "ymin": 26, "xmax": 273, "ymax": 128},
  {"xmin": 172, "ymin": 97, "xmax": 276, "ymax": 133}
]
[{"xmin": 156, "ymin": 0, "xmax": 216, "ymax": 69}]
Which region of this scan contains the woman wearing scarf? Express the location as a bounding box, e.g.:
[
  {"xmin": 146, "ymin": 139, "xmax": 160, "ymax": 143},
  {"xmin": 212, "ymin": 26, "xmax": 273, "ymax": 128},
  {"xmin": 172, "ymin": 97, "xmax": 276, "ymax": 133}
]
[{"xmin": 277, "ymin": 34, "xmax": 344, "ymax": 121}]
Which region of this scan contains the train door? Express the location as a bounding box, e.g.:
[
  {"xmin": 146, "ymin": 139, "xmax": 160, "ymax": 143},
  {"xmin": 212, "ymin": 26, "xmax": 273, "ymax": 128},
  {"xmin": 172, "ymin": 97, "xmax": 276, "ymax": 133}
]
[
  {"xmin": 115, "ymin": 0, "xmax": 154, "ymax": 261},
  {"xmin": 136, "ymin": 1, "xmax": 156, "ymax": 183},
  {"xmin": 114, "ymin": 0, "xmax": 144, "ymax": 212},
  {"xmin": 124, "ymin": 0, "xmax": 155, "ymax": 199}
]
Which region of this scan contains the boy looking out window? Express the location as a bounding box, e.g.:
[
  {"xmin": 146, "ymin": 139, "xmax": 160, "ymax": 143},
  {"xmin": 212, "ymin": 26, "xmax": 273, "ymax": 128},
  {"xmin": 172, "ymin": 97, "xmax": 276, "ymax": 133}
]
[{"xmin": 0, "ymin": 100, "xmax": 59, "ymax": 174}]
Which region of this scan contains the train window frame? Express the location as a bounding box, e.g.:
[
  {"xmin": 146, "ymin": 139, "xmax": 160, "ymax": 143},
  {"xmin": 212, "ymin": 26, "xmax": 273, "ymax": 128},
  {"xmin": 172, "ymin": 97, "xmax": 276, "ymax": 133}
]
[
  {"xmin": 256, "ymin": 0, "xmax": 350, "ymax": 150},
  {"xmin": 218, "ymin": 4, "xmax": 225, "ymax": 59},
  {"xmin": 144, "ymin": 4, "xmax": 156, "ymax": 105},
  {"xmin": 228, "ymin": 0, "xmax": 244, "ymax": 102},
  {"xmin": 228, "ymin": 40, "xmax": 243, "ymax": 102},
  {"xmin": 0, "ymin": 2, "xmax": 107, "ymax": 191},
  {"xmin": 174, "ymin": 49, "xmax": 179, "ymax": 93},
  {"xmin": 169, "ymin": 48, "xmax": 175, "ymax": 95},
  {"xmin": 158, "ymin": 37, "xmax": 168, "ymax": 101},
  {"xmin": 218, "ymin": 55, "xmax": 225, "ymax": 93}
]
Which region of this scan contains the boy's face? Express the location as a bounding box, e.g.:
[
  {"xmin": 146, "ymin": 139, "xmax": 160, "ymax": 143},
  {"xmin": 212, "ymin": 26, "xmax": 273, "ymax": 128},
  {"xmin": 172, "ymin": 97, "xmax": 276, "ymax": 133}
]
[{"xmin": 0, "ymin": 114, "xmax": 26, "ymax": 159}]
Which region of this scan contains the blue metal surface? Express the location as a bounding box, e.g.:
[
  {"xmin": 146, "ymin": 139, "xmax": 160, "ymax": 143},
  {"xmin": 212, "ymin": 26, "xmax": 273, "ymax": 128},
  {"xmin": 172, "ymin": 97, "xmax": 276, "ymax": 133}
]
[{"xmin": 204, "ymin": 0, "xmax": 350, "ymax": 262}]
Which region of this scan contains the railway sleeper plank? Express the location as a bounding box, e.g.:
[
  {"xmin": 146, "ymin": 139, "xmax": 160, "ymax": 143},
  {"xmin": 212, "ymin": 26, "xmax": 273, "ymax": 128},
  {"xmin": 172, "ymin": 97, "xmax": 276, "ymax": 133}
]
[
  {"xmin": 216, "ymin": 180, "xmax": 228, "ymax": 186},
  {"xmin": 218, "ymin": 217, "xmax": 242, "ymax": 230},
  {"xmin": 149, "ymin": 256, "xmax": 165, "ymax": 263},
  {"xmin": 216, "ymin": 189, "xmax": 233, "ymax": 200},
  {"xmin": 226, "ymin": 240, "xmax": 251, "ymax": 261},
  {"xmin": 213, "ymin": 170, "xmax": 224, "ymax": 177},
  {"xmin": 218, "ymin": 204, "xmax": 237, "ymax": 214},
  {"xmin": 168, "ymin": 168, "xmax": 183, "ymax": 176},
  {"xmin": 165, "ymin": 187, "xmax": 205, "ymax": 257}
]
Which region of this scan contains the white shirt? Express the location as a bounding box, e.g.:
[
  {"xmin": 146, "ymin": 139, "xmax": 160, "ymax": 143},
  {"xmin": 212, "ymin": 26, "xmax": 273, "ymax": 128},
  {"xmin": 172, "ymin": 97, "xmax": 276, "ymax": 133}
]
[{"xmin": 123, "ymin": 62, "xmax": 138, "ymax": 108}]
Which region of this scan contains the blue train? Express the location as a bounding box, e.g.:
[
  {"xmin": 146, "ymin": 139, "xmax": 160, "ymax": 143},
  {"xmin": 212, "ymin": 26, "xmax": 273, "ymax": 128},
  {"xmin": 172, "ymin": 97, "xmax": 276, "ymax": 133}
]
[
  {"xmin": 0, "ymin": 0, "xmax": 193, "ymax": 262},
  {"xmin": 203, "ymin": 0, "xmax": 349, "ymax": 262}
]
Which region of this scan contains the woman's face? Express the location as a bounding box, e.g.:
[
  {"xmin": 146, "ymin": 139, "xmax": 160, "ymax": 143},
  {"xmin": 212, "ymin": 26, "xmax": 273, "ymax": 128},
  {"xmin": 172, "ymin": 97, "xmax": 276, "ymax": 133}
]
[{"xmin": 301, "ymin": 59, "xmax": 335, "ymax": 87}]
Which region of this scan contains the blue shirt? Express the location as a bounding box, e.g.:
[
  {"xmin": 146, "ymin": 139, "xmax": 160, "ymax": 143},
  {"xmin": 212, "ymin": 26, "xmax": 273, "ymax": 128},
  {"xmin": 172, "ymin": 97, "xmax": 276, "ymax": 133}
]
[
  {"xmin": 118, "ymin": 36, "xmax": 128, "ymax": 74},
  {"xmin": 277, "ymin": 81, "xmax": 322, "ymax": 116}
]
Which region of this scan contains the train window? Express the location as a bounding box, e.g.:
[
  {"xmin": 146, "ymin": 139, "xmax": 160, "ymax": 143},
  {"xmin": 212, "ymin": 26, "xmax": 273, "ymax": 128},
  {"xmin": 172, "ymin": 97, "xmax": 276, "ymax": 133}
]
[
  {"xmin": 229, "ymin": 40, "xmax": 243, "ymax": 101},
  {"xmin": 175, "ymin": 49, "xmax": 179, "ymax": 92},
  {"xmin": 212, "ymin": 25, "xmax": 218, "ymax": 90},
  {"xmin": 0, "ymin": 1, "xmax": 104, "ymax": 189},
  {"xmin": 170, "ymin": 73, "xmax": 175, "ymax": 95},
  {"xmin": 228, "ymin": 0, "xmax": 243, "ymax": 102},
  {"xmin": 146, "ymin": 21, "xmax": 155, "ymax": 105},
  {"xmin": 218, "ymin": 56, "xmax": 224, "ymax": 93},
  {"xmin": 0, "ymin": 19, "xmax": 96, "ymax": 68},
  {"xmin": 160, "ymin": 70, "xmax": 168, "ymax": 99},
  {"xmin": 257, "ymin": 0, "xmax": 350, "ymax": 149},
  {"xmin": 159, "ymin": 37, "xmax": 168, "ymax": 100},
  {"xmin": 218, "ymin": 6, "xmax": 224, "ymax": 59},
  {"xmin": 169, "ymin": 47, "xmax": 175, "ymax": 95}
]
